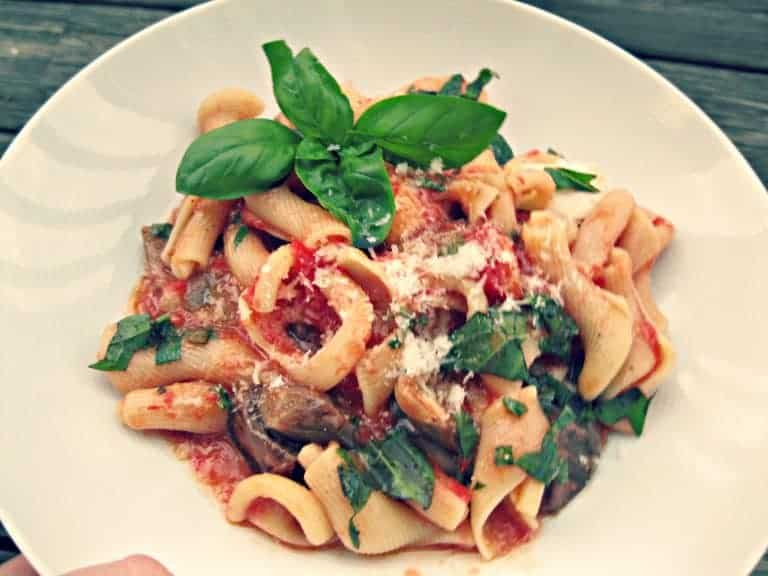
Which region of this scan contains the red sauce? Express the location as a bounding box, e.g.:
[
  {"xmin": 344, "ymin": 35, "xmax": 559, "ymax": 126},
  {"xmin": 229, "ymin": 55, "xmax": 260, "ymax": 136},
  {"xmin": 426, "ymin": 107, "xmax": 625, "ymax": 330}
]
[
  {"xmin": 516, "ymin": 210, "xmax": 531, "ymax": 223},
  {"xmin": 434, "ymin": 465, "xmax": 471, "ymax": 503},
  {"xmin": 173, "ymin": 434, "xmax": 251, "ymax": 503},
  {"xmin": 513, "ymin": 242, "xmax": 535, "ymax": 275},
  {"xmin": 358, "ymin": 407, "xmax": 394, "ymax": 443},
  {"xmin": 289, "ymin": 241, "xmax": 317, "ymax": 281},
  {"xmin": 240, "ymin": 209, "xmax": 269, "ymax": 231},
  {"xmin": 633, "ymin": 318, "xmax": 663, "ymax": 386},
  {"xmin": 482, "ymin": 504, "xmax": 534, "ymax": 555}
]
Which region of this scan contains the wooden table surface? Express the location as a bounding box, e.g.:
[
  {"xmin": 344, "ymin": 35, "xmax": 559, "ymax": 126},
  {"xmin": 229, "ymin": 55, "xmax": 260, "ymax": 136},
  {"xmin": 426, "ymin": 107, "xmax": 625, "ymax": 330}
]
[{"xmin": 0, "ymin": 0, "xmax": 766, "ymax": 573}]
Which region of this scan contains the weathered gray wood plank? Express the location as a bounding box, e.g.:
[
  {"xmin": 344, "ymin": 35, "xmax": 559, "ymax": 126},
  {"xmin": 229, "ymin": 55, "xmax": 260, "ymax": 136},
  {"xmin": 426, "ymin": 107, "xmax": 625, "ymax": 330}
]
[
  {"xmin": 647, "ymin": 59, "xmax": 768, "ymax": 183},
  {"xmin": 526, "ymin": 0, "xmax": 768, "ymax": 72},
  {"xmin": 0, "ymin": 1, "xmax": 171, "ymax": 131},
  {"xmin": 0, "ymin": 132, "xmax": 14, "ymax": 158},
  {"xmin": 47, "ymin": 0, "xmax": 198, "ymax": 7}
]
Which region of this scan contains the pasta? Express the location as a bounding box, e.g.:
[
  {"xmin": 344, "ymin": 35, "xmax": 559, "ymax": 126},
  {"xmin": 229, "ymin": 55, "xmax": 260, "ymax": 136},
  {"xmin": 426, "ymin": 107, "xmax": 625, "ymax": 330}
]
[{"xmin": 90, "ymin": 50, "xmax": 677, "ymax": 562}]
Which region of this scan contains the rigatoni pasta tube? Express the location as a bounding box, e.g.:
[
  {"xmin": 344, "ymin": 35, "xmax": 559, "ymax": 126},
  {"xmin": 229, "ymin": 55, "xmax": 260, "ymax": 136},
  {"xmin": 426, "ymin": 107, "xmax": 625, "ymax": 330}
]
[
  {"xmin": 223, "ymin": 224, "xmax": 269, "ymax": 287},
  {"xmin": 571, "ymin": 189, "xmax": 634, "ymax": 274},
  {"xmin": 355, "ymin": 331, "xmax": 401, "ymax": 416},
  {"xmin": 471, "ymin": 387, "xmax": 549, "ymax": 559},
  {"xmin": 100, "ymin": 333, "xmax": 258, "ymax": 394},
  {"xmin": 227, "ymin": 473, "xmax": 335, "ymax": 547},
  {"xmin": 244, "ymin": 185, "xmax": 350, "ymax": 247},
  {"xmin": 119, "ymin": 381, "xmax": 226, "ymax": 434}
]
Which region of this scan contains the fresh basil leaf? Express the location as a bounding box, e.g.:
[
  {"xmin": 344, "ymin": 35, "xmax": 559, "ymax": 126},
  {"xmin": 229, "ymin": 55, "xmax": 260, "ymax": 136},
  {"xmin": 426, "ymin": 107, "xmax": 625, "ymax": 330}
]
[
  {"xmin": 348, "ymin": 518, "xmax": 361, "ymax": 549},
  {"xmin": 473, "ymin": 481, "xmax": 486, "ymax": 491},
  {"xmin": 529, "ymin": 294, "xmax": 579, "ymax": 360},
  {"xmin": 491, "ymin": 133, "xmax": 514, "ymax": 165},
  {"xmin": 338, "ymin": 452, "xmax": 373, "ymax": 513},
  {"xmin": 544, "ymin": 167, "xmax": 599, "ymax": 192},
  {"xmin": 89, "ymin": 314, "xmax": 153, "ymax": 371},
  {"xmin": 464, "ymin": 68, "xmax": 497, "ymax": 100},
  {"xmin": 455, "ymin": 410, "xmax": 479, "ymax": 459},
  {"xmin": 176, "ymin": 119, "xmax": 299, "ymax": 199},
  {"xmin": 443, "ymin": 308, "xmax": 527, "ymax": 375},
  {"xmin": 513, "ymin": 408, "xmax": 574, "ymax": 484},
  {"xmin": 295, "ymin": 138, "xmax": 394, "ymax": 248},
  {"xmin": 359, "ymin": 428, "xmax": 435, "ymax": 509},
  {"xmin": 215, "ymin": 385, "xmax": 232, "ymax": 412},
  {"xmin": 151, "ymin": 315, "xmax": 182, "ymax": 365},
  {"xmin": 494, "ymin": 446, "xmax": 515, "ymax": 466},
  {"xmin": 263, "ymin": 40, "xmax": 353, "ymax": 144},
  {"xmin": 502, "ymin": 397, "xmax": 528, "ymax": 416},
  {"xmin": 352, "ymin": 94, "xmax": 506, "ymax": 168},
  {"xmin": 150, "ymin": 223, "xmax": 172, "ymax": 240},
  {"xmin": 233, "ymin": 225, "xmax": 249, "ymax": 249},
  {"xmin": 438, "ymin": 73, "xmax": 464, "ymax": 96},
  {"xmin": 595, "ymin": 388, "xmax": 651, "ymax": 436}
]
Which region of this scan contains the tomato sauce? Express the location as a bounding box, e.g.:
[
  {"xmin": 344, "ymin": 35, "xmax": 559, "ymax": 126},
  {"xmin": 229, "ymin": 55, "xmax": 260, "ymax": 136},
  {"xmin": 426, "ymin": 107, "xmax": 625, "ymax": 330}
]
[
  {"xmin": 482, "ymin": 504, "xmax": 534, "ymax": 555},
  {"xmin": 434, "ymin": 465, "xmax": 471, "ymax": 503},
  {"xmin": 633, "ymin": 318, "xmax": 663, "ymax": 386},
  {"xmin": 173, "ymin": 434, "xmax": 251, "ymax": 503}
]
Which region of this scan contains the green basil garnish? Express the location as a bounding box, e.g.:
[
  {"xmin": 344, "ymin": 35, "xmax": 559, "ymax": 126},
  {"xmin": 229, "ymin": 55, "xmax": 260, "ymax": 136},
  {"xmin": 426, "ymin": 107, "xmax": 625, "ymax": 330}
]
[
  {"xmin": 215, "ymin": 385, "xmax": 232, "ymax": 412},
  {"xmin": 176, "ymin": 118, "xmax": 300, "ymax": 199},
  {"xmin": 438, "ymin": 73, "xmax": 464, "ymax": 96},
  {"xmin": 295, "ymin": 139, "xmax": 394, "ymax": 248},
  {"xmin": 455, "ymin": 410, "xmax": 479, "ymax": 459},
  {"xmin": 464, "ymin": 68, "xmax": 497, "ymax": 100},
  {"xmin": 352, "ymin": 94, "xmax": 506, "ymax": 168},
  {"xmin": 502, "ymin": 397, "xmax": 528, "ymax": 416},
  {"xmin": 494, "ymin": 446, "xmax": 515, "ymax": 466},
  {"xmin": 491, "ymin": 133, "xmax": 514, "ymax": 165},
  {"xmin": 90, "ymin": 314, "xmax": 182, "ymax": 371},
  {"xmin": 513, "ymin": 406, "xmax": 576, "ymax": 484},
  {"xmin": 233, "ymin": 224, "xmax": 249, "ymax": 249},
  {"xmin": 544, "ymin": 167, "xmax": 599, "ymax": 192},
  {"xmin": 594, "ymin": 388, "xmax": 651, "ymax": 436},
  {"xmin": 529, "ymin": 294, "xmax": 580, "ymax": 360},
  {"xmin": 149, "ymin": 222, "xmax": 173, "ymax": 240},
  {"xmin": 263, "ymin": 40, "xmax": 353, "ymax": 144}
]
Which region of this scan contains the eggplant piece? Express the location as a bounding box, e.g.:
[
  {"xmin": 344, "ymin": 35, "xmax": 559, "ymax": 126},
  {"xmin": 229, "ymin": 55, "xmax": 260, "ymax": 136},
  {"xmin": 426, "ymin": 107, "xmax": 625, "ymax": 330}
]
[
  {"xmin": 141, "ymin": 226, "xmax": 168, "ymax": 277},
  {"xmin": 261, "ymin": 382, "xmax": 348, "ymax": 443},
  {"xmin": 540, "ymin": 419, "xmax": 602, "ymax": 514},
  {"xmin": 228, "ymin": 384, "xmax": 297, "ymax": 475}
]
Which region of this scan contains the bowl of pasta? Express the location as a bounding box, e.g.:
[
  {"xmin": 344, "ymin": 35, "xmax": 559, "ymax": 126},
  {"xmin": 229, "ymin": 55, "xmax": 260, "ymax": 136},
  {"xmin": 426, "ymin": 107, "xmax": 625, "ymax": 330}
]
[{"xmin": 1, "ymin": 1, "xmax": 767, "ymax": 575}]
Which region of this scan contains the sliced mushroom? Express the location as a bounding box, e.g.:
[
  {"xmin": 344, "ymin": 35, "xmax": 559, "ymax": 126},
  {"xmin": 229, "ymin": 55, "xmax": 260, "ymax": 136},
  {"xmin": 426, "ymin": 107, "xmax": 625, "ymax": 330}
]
[{"xmin": 394, "ymin": 375, "xmax": 458, "ymax": 451}]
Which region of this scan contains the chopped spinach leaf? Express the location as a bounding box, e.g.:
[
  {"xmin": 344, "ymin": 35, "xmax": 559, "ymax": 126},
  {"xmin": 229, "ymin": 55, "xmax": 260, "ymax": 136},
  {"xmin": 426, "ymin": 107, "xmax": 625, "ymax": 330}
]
[
  {"xmin": 544, "ymin": 167, "xmax": 599, "ymax": 192},
  {"xmin": 502, "ymin": 397, "xmax": 528, "ymax": 416},
  {"xmin": 491, "ymin": 133, "xmax": 514, "ymax": 165},
  {"xmin": 528, "ymin": 294, "xmax": 579, "ymax": 360},
  {"xmin": 473, "ymin": 481, "xmax": 486, "ymax": 491},
  {"xmin": 89, "ymin": 314, "xmax": 153, "ymax": 371},
  {"xmin": 417, "ymin": 176, "xmax": 446, "ymax": 192},
  {"xmin": 594, "ymin": 388, "xmax": 651, "ymax": 436},
  {"xmin": 455, "ymin": 410, "xmax": 479, "ymax": 459},
  {"xmin": 152, "ymin": 315, "xmax": 182, "ymax": 365},
  {"xmin": 494, "ymin": 446, "xmax": 515, "ymax": 466},
  {"xmin": 388, "ymin": 338, "xmax": 402, "ymax": 349},
  {"xmin": 338, "ymin": 450, "xmax": 373, "ymax": 513},
  {"xmin": 150, "ymin": 223, "xmax": 173, "ymax": 240},
  {"xmin": 514, "ymin": 407, "xmax": 575, "ymax": 485},
  {"xmin": 233, "ymin": 224, "xmax": 249, "ymax": 249},
  {"xmin": 348, "ymin": 518, "xmax": 361, "ymax": 549}
]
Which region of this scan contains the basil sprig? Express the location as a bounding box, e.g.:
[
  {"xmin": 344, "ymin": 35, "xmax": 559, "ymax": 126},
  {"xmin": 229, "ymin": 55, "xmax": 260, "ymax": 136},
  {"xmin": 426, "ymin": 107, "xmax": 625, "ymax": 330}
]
[
  {"xmin": 174, "ymin": 39, "xmax": 506, "ymax": 247},
  {"xmin": 295, "ymin": 139, "xmax": 394, "ymax": 248},
  {"xmin": 545, "ymin": 167, "xmax": 599, "ymax": 192},
  {"xmin": 263, "ymin": 40, "xmax": 353, "ymax": 144},
  {"xmin": 176, "ymin": 119, "xmax": 300, "ymax": 199},
  {"xmin": 352, "ymin": 94, "xmax": 505, "ymax": 169}
]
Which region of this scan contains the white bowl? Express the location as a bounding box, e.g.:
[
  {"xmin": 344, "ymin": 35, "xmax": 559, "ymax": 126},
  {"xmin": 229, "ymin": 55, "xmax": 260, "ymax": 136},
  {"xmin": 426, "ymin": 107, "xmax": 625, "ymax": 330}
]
[{"xmin": 1, "ymin": 1, "xmax": 767, "ymax": 574}]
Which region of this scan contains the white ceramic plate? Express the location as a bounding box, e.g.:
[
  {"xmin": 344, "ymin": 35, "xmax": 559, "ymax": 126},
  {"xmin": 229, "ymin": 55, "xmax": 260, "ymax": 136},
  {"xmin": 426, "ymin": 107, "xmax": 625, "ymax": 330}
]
[{"xmin": 1, "ymin": 1, "xmax": 767, "ymax": 574}]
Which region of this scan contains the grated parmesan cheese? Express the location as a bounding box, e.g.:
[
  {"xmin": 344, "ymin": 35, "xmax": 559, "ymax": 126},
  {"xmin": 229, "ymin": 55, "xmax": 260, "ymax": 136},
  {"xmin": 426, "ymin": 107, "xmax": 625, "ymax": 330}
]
[
  {"xmin": 429, "ymin": 157, "xmax": 444, "ymax": 173},
  {"xmin": 381, "ymin": 257, "xmax": 423, "ymax": 297},
  {"xmin": 400, "ymin": 333, "xmax": 452, "ymax": 378},
  {"xmin": 445, "ymin": 384, "xmax": 466, "ymax": 414},
  {"xmin": 427, "ymin": 241, "xmax": 489, "ymax": 279}
]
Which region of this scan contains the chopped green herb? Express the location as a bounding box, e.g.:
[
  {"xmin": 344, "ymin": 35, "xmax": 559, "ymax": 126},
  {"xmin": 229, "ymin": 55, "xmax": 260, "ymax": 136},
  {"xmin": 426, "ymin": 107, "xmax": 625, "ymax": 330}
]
[
  {"xmin": 594, "ymin": 388, "xmax": 651, "ymax": 436},
  {"xmin": 215, "ymin": 385, "xmax": 232, "ymax": 412},
  {"xmin": 472, "ymin": 481, "xmax": 486, "ymax": 491},
  {"xmin": 338, "ymin": 452, "xmax": 373, "ymax": 513},
  {"xmin": 417, "ymin": 176, "xmax": 446, "ymax": 192},
  {"xmin": 546, "ymin": 147, "xmax": 563, "ymax": 158},
  {"xmin": 494, "ymin": 446, "xmax": 515, "ymax": 466},
  {"xmin": 528, "ymin": 294, "xmax": 579, "ymax": 360},
  {"xmin": 491, "ymin": 133, "xmax": 514, "ymax": 165},
  {"xmin": 464, "ymin": 68, "xmax": 497, "ymax": 100},
  {"xmin": 514, "ymin": 407, "xmax": 575, "ymax": 485},
  {"xmin": 388, "ymin": 338, "xmax": 402, "ymax": 349},
  {"xmin": 455, "ymin": 410, "xmax": 479, "ymax": 459},
  {"xmin": 89, "ymin": 314, "xmax": 153, "ymax": 371},
  {"xmin": 233, "ymin": 224, "xmax": 249, "ymax": 249},
  {"xmin": 348, "ymin": 518, "xmax": 361, "ymax": 549},
  {"xmin": 544, "ymin": 167, "xmax": 599, "ymax": 192},
  {"xmin": 359, "ymin": 428, "xmax": 435, "ymax": 510},
  {"xmin": 157, "ymin": 385, "xmax": 167, "ymax": 395},
  {"xmin": 502, "ymin": 397, "xmax": 528, "ymax": 416},
  {"xmin": 438, "ymin": 74, "xmax": 464, "ymax": 96},
  {"xmin": 152, "ymin": 315, "xmax": 182, "ymax": 365},
  {"xmin": 438, "ymin": 236, "xmax": 465, "ymax": 256},
  {"xmin": 150, "ymin": 223, "xmax": 173, "ymax": 240}
]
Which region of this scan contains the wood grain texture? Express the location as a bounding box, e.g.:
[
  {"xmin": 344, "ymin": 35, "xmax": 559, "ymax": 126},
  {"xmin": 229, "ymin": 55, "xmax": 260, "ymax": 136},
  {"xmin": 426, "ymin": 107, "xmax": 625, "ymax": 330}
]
[
  {"xmin": 525, "ymin": 0, "xmax": 768, "ymax": 72},
  {"xmin": 648, "ymin": 59, "xmax": 768, "ymax": 183},
  {"xmin": 0, "ymin": 1, "xmax": 171, "ymax": 131}
]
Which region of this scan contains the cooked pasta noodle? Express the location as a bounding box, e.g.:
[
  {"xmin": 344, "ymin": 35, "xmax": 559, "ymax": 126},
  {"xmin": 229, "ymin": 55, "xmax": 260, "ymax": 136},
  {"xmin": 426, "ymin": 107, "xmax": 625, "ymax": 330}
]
[{"xmin": 92, "ymin": 61, "xmax": 677, "ymax": 561}]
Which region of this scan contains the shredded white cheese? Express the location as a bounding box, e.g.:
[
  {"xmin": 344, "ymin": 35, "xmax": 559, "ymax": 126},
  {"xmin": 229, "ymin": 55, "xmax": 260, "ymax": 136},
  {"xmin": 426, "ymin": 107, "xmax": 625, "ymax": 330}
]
[
  {"xmin": 401, "ymin": 333, "xmax": 452, "ymax": 378},
  {"xmin": 427, "ymin": 241, "xmax": 489, "ymax": 279},
  {"xmin": 429, "ymin": 157, "xmax": 444, "ymax": 173},
  {"xmin": 395, "ymin": 162, "xmax": 410, "ymax": 176},
  {"xmin": 381, "ymin": 257, "xmax": 423, "ymax": 297},
  {"xmin": 445, "ymin": 384, "xmax": 466, "ymax": 414}
]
